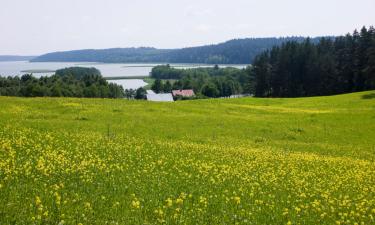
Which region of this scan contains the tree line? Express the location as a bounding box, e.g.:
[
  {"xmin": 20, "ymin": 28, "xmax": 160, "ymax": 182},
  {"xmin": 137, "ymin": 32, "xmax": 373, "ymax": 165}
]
[
  {"xmin": 252, "ymin": 26, "xmax": 375, "ymax": 97},
  {"xmin": 0, "ymin": 67, "xmax": 125, "ymax": 98},
  {"xmin": 150, "ymin": 65, "xmax": 254, "ymax": 98}
]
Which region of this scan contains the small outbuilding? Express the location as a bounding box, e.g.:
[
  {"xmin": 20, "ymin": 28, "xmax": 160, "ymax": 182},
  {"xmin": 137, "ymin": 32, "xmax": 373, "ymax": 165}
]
[{"xmin": 172, "ymin": 89, "xmax": 195, "ymax": 98}]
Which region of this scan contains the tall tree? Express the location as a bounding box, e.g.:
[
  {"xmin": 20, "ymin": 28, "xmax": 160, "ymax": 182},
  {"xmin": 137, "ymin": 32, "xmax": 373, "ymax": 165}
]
[
  {"xmin": 151, "ymin": 79, "xmax": 163, "ymax": 93},
  {"xmin": 251, "ymin": 26, "xmax": 375, "ymax": 97}
]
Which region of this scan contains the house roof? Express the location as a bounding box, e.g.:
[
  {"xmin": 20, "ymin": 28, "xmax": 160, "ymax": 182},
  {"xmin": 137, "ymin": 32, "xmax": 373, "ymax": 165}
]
[
  {"xmin": 146, "ymin": 93, "xmax": 174, "ymax": 102},
  {"xmin": 172, "ymin": 89, "xmax": 195, "ymax": 97}
]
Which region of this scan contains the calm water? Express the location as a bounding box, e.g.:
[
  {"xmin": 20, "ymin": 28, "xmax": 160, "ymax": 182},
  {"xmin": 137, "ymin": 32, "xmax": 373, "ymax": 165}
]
[{"xmin": 0, "ymin": 61, "xmax": 248, "ymax": 89}]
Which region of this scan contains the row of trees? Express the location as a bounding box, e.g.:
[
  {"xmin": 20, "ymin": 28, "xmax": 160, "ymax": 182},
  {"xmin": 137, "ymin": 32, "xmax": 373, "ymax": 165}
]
[
  {"xmin": 150, "ymin": 65, "xmax": 254, "ymax": 97},
  {"xmin": 0, "ymin": 67, "xmax": 125, "ymax": 98},
  {"xmin": 151, "ymin": 65, "xmax": 186, "ymax": 79},
  {"xmin": 252, "ymin": 26, "xmax": 375, "ymax": 97},
  {"xmin": 124, "ymin": 88, "xmax": 147, "ymax": 100},
  {"xmin": 151, "ymin": 79, "xmax": 173, "ymax": 93}
]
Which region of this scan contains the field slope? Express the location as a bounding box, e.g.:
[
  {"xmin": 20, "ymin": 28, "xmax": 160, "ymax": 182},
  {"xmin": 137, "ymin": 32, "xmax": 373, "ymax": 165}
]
[{"xmin": 0, "ymin": 91, "xmax": 374, "ymax": 224}]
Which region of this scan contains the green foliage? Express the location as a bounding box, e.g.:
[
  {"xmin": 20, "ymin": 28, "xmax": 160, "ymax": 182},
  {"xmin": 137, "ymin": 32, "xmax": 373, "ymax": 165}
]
[
  {"xmin": 252, "ymin": 26, "xmax": 375, "ymax": 97},
  {"xmin": 163, "ymin": 80, "xmax": 172, "ymax": 93},
  {"xmin": 151, "ymin": 64, "xmax": 192, "ymax": 80},
  {"xmin": 201, "ymin": 82, "xmax": 219, "ymax": 97},
  {"xmin": 125, "ymin": 89, "xmax": 136, "ymax": 99},
  {"xmin": 55, "ymin": 67, "xmax": 101, "ymax": 79},
  {"xmin": 151, "ymin": 79, "xmax": 164, "ymax": 93},
  {"xmin": 135, "ymin": 87, "xmax": 147, "ymax": 100},
  {"xmin": 122, "ymin": 88, "xmax": 147, "ymax": 100},
  {"xmin": 151, "ymin": 65, "xmax": 253, "ymax": 98},
  {"xmin": 0, "ymin": 67, "xmax": 124, "ymax": 98}
]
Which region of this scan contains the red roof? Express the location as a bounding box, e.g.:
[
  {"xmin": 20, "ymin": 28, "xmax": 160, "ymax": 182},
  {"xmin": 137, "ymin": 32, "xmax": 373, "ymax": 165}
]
[{"xmin": 172, "ymin": 89, "xmax": 195, "ymax": 97}]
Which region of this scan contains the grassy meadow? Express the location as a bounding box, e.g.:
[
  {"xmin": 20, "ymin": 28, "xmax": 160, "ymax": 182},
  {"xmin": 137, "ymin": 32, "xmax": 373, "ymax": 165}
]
[{"xmin": 0, "ymin": 91, "xmax": 375, "ymax": 224}]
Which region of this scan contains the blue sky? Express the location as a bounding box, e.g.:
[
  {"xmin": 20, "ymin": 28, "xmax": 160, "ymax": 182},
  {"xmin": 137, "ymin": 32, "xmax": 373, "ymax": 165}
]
[{"xmin": 1, "ymin": 0, "xmax": 374, "ymax": 55}]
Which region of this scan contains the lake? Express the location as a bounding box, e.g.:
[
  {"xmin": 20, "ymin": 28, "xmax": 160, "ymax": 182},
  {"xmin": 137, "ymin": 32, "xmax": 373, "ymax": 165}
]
[{"xmin": 0, "ymin": 61, "xmax": 248, "ymax": 89}]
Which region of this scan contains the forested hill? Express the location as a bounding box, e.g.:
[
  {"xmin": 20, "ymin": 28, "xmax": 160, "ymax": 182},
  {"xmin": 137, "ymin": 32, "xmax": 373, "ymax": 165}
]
[
  {"xmin": 31, "ymin": 37, "xmax": 323, "ymax": 64},
  {"xmin": 160, "ymin": 37, "xmax": 322, "ymax": 64},
  {"xmin": 30, "ymin": 48, "xmax": 172, "ymax": 63}
]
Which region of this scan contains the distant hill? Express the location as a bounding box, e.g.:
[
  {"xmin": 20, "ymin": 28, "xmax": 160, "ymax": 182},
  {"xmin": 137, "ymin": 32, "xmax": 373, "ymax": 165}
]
[
  {"xmin": 31, "ymin": 47, "xmax": 172, "ymax": 63},
  {"xmin": 0, "ymin": 55, "xmax": 36, "ymax": 61},
  {"xmin": 161, "ymin": 37, "xmax": 324, "ymax": 64},
  {"xmin": 31, "ymin": 37, "xmax": 324, "ymax": 64}
]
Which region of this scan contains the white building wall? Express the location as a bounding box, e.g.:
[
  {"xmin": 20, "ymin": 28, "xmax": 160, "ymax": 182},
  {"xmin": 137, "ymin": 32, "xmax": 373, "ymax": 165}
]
[{"xmin": 146, "ymin": 93, "xmax": 174, "ymax": 102}]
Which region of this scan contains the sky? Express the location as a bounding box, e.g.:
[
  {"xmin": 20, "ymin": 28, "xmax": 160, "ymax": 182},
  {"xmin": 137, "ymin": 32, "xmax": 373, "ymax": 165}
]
[{"xmin": 0, "ymin": 0, "xmax": 374, "ymax": 55}]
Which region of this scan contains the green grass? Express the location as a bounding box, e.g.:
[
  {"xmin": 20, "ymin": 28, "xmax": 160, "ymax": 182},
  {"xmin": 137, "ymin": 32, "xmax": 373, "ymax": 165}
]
[
  {"xmin": 142, "ymin": 78, "xmax": 176, "ymax": 90},
  {"xmin": 143, "ymin": 77, "xmax": 155, "ymax": 90},
  {"xmin": 0, "ymin": 91, "xmax": 374, "ymax": 224},
  {"xmin": 104, "ymin": 76, "xmax": 149, "ymax": 80}
]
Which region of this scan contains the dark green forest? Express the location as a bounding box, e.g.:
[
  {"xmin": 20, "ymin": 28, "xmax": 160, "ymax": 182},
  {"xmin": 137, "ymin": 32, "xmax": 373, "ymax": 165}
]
[
  {"xmin": 31, "ymin": 37, "xmax": 321, "ymax": 64},
  {"xmin": 252, "ymin": 26, "xmax": 375, "ymax": 97},
  {"xmin": 0, "ymin": 67, "xmax": 124, "ymax": 98}
]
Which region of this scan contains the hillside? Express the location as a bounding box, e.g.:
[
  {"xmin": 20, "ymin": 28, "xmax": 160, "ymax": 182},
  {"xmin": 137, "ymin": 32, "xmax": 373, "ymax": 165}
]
[
  {"xmin": 160, "ymin": 37, "xmax": 322, "ymax": 64},
  {"xmin": 31, "ymin": 37, "xmax": 322, "ymax": 64},
  {"xmin": 0, "ymin": 91, "xmax": 374, "ymax": 224},
  {"xmin": 30, "ymin": 47, "xmax": 172, "ymax": 63}
]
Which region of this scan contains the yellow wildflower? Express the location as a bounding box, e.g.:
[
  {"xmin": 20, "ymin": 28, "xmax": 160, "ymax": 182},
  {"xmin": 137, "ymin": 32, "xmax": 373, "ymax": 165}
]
[
  {"xmin": 131, "ymin": 200, "xmax": 140, "ymax": 209},
  {"xmin": 166, "ymin": 198, "xmax": 173, "ymax": 207},
  {"xmin": 176, "ymin": 198, "xmax": 184, "ymax": 204}
]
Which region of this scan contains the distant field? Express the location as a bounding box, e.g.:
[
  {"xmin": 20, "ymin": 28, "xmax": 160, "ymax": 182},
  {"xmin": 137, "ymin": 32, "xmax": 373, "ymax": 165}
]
[
  {"xmin": 0, "ymin": 91, "xmax": 374, "ymax": 224},
  {"xmin": 104, "ymin": 75, "xmax": 149, "ymax": 80},
  {"xmin": 141, "ymin": 78, "xmax": 176, "ymax": 90}
]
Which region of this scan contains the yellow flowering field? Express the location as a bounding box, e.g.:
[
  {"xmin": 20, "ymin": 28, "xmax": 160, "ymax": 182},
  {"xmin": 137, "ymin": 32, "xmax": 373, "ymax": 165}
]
[{"xmin": 0, "ymin": 91, "xmax": 375, "ymax": 224}]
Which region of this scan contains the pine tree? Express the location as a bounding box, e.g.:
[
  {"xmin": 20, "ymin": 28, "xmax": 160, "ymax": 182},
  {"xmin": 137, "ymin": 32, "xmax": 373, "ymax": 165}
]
[{"xmin": 151, "ymin": 79, "xmax": 163, "ymax": 93}]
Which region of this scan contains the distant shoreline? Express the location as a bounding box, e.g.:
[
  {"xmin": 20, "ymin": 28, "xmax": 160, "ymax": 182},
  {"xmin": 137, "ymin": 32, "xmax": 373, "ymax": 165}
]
[{"xmin": 20, "ymin": 69, "xmax": 55, "ymax": 73}]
